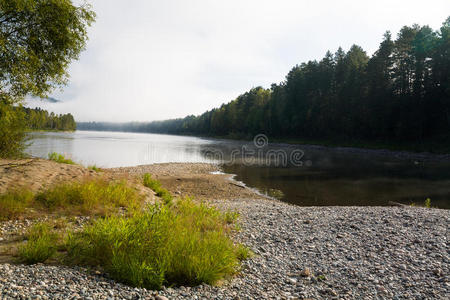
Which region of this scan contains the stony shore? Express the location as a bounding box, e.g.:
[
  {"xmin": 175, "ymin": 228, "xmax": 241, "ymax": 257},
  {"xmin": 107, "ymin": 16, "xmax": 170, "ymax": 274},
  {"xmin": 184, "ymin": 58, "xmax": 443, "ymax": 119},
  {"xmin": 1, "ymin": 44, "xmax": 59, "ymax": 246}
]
[{"xmin": 0, "ymin": 162, "xmax": 449, "ymax": 299}]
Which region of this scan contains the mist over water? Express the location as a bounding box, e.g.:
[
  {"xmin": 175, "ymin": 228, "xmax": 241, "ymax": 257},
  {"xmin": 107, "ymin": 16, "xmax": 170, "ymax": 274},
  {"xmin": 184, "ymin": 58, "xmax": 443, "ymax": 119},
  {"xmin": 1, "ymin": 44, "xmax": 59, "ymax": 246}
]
[{"xmin": 26, "ymin": 131, "xmax": 450, "ymax": 209}]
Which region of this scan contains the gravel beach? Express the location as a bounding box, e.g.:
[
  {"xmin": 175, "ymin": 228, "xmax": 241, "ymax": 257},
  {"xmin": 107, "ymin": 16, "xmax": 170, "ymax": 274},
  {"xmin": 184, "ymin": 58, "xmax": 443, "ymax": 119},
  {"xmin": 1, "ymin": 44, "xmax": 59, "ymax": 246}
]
[{"xmin": 1, "ymin": 163, "xmax": 449, "ymax": 299}]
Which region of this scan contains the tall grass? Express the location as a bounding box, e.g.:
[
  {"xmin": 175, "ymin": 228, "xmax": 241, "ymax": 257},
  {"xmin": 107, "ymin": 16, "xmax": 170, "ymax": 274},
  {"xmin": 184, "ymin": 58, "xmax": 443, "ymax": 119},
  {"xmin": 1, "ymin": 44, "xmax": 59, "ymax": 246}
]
[
  {"xmin": 48, "ymin": 152, "xmax": 75, "ymax": 164},
  {"xmin": 143, "ymin": 173, "xmax": 173, "ymax": 204},
  {"xmin": 66, "ymin": 198, "xmax": 247, "ymax": 289},
  {"xmin": 35, "ymin": 179, "xmax": 142, "ymax": 215},
  {"xmin": 0, "ymin": 179, "xmax": 142, "ymax": 220},
  {"xmin": 0, "ymin": 189, "xmax": 34, "ymax": 220},
  {"xmin": 18, "ymin": 223, "xmax": 59, "ymax": 264}
]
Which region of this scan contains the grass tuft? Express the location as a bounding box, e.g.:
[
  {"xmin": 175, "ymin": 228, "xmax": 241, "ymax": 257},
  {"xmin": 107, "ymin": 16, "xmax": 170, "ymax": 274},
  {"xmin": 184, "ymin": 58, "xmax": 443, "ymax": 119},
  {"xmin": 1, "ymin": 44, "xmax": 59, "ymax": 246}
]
[
  {"xmin": 425, "ymin": 198, "xmax": 431, "ymax": 208},
  {"xmin": 18, "ymin": 223, "xmax": 59, "ymax": 264},
  {"xmin": 35, "ymin": 179, "xmax": 141, "ymax": 215},
  {"xmin": 87, "ymin": 165, "xmax": 101, "ymax": 172},
  {"xmin": 143, "ymin": 173, "xmax": 173, "ymax": 204},
  {"xmin": 0, "ymin": 189, "xmax": 34, "ymax": 220},
  {"xmin": 48, "ymin": 152, "xmax": 75, "ymax": 164},
  {"xmin": 65, "ymin": 198, "xmax": 247, "ymax": 289}
]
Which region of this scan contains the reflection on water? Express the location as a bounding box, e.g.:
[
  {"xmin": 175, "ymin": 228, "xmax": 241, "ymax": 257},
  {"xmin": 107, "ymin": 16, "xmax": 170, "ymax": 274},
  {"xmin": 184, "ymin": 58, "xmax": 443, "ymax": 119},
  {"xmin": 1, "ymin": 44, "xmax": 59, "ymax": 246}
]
[{"xmin": 26, "ymin": 131, "xmax": 450, "ymax": 208}]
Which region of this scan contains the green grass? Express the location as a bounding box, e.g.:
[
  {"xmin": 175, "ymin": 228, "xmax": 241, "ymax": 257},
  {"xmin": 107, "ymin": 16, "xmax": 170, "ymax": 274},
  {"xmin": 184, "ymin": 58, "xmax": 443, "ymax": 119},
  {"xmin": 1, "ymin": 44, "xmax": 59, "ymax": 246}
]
[
  {"xmin": 0, "ymin": 189, "xmax": 34, "ymax": 220},
  {"xmin": 0, "ymin": 179, "xmax": 143, "ymax": 220},
  {"xmin": 143, "ymin": 173, "xmax": 173, "ymax": 204},
  {"xmin": 35, "ymin": 179, "xmax": 142, "ymax": 215},
  {"xmin": 48, "ymin": 152, "xmax": 76, "ymax": 164},
  {"xmin": 18, "ymin": 223, "xmax": 59, "ymax": 264},
  {"xmin": 87, "ymin": 165, "xmax": 101, "ymax": 172},
  {"xmin": 65, "ymin": 198, "xmax": 247, "ymax": 289}
]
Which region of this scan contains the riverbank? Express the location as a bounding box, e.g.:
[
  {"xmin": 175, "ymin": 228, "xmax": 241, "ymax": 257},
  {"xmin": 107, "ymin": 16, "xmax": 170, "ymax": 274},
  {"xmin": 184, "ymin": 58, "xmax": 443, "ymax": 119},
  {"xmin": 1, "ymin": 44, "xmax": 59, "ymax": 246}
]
[{"xmin": 0, "ymin": 161, "xmax": 448, "ymax": 299}]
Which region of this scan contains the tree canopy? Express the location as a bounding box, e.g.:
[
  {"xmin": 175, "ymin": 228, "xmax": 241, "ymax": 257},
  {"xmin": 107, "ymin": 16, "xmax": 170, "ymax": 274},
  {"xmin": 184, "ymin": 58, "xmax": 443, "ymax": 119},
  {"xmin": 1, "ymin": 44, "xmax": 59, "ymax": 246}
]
[{"xmin": 0, "ymin": 0, "xmax": 95, "ymax": 104}]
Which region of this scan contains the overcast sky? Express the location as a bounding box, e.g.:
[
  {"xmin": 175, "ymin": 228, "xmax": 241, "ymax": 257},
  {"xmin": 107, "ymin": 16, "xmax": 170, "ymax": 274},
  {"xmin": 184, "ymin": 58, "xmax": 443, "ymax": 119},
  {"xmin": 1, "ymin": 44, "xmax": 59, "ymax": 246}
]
[{"xmin": 25, "ymin": 0, "xmax": 450, "ymax": 122}]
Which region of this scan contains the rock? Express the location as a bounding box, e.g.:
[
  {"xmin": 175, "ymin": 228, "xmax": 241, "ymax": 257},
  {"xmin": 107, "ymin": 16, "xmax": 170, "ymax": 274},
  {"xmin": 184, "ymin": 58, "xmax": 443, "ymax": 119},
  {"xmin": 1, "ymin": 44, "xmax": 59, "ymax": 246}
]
[{"xmin": 300, "ymin": 268, "xmax": 311, "ymax": 277}]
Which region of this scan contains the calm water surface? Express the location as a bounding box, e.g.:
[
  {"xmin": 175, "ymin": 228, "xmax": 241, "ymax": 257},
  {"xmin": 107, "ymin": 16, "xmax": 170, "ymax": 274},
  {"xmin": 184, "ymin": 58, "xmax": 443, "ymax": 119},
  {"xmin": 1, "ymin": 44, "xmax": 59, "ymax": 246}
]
[{"xmin": 26, "ymin": 131, "xmax": 450, "ymax": 208}]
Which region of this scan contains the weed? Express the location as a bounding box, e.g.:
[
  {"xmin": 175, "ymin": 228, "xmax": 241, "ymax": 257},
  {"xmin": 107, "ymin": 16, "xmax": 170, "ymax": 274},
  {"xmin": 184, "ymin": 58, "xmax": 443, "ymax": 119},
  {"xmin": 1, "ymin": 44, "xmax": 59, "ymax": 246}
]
[
  {"xmin": 48, "ymin": 152, "xmax": 75, "ymax": 164},
  {"xmin": 0, "ymin": 189, "xmax": 34, "ymax": 220},
  {"xmin": 88, "ymin": 165, "xmax": 101, "ymax": 172},
  {"xmin": 424, "ymin": 198, "xmax": 431, "ymax": 208},
  {"xmin": 317, "ymin": 274, "xmax": 327, "ymax": 281},
  {"xmin": 66, "ymin": 198, "xmax": 248, "ymax": 289},
  {"xmin": 143, "ymin": 173, "xmax": 173, "ymax": 205},
  {"xmin": 18, "ymin": 223, "xmax": 59, "ymax": 264},
  {"xmin": 35, "ymin": 179, "xmax": 142, "ymax": 215}
]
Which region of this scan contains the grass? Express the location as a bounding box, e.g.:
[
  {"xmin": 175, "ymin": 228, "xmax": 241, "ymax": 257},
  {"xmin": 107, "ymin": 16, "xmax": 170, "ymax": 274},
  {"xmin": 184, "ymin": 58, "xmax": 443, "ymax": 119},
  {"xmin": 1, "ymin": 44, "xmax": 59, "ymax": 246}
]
[
  {"xmin": 0, "ymin": 189, "xmax": 34, "ymax": 220},
  {"xmin": 65, "ymin": 198, "xmax": 247, "ymax": 289},
  {"xmin": 143, "ymin": 173, "xmax": 173, "ymax": 204},
  {"xmin": 5, "ymin": 175, "xmax": 251, "ymax": 289},
  {"xmin": 87, "ymin": 165, "xmax": 101, "ymax": 172},
  {"xmin": 35, "ymin": 179, "xmax": 142, "ymax": 215},
  {"xmin": 17, "ymin": 223, "xmax": 59, "ymax": 264},
  {"xmin": 48, "ymin": 152, "xmax": 76, "ymax": 164},
  {"xmin": 0, "ymin": 179, "xmax": 143, "ymax": 219}
]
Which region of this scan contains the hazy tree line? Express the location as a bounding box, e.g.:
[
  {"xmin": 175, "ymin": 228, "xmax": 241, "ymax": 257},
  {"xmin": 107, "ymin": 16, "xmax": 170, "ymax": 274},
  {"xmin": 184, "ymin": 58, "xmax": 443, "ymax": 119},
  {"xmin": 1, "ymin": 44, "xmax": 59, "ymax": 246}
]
[
  {"xmin": 80, "ymin": 18, "xmax": 450, "ymax": 150},
  {"xmin": 23, "ymin": 107, "xmax": 76, "ymax": 131}
]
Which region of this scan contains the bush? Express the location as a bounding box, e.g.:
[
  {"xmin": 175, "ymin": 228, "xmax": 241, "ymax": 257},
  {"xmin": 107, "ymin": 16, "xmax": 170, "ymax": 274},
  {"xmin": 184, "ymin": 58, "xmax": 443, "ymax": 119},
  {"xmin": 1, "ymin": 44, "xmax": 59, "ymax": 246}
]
[
  {"xmin": 0, "ymin": 102, "xmax": 28, "ymax": 158},
  {"xmin": 66, "ymin": 198, "xmax": 246, "ymax": 289},
  {"xmin": 0, "ymin": 189, "xmax": 34, "ymax": 220},
  {"xmin": 48, "ymin": 152, "xmax": 76, "ymax": 164},
  {"xmin": 143, "ymin": 173, "xmax": 173, "ymax": 204},
  {"xmin": 18, "ymin": 223, "xmax": 59, "ymax": 264},
  {"xmin": 35, "ymin": 179, "xmax": 142, "ymax": 215}
]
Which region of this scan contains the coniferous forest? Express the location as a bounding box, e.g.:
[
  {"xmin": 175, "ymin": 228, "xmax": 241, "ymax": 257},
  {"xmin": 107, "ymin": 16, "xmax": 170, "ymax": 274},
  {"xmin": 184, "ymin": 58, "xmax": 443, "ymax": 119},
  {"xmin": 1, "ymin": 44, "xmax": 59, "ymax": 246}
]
[
  {"xmin": 23, "ymin": 107, "xmax": 76, "ymax": 131},
  {"xmin": 79, "ymin": 18, "xmax": 450, "ymax": 151}
]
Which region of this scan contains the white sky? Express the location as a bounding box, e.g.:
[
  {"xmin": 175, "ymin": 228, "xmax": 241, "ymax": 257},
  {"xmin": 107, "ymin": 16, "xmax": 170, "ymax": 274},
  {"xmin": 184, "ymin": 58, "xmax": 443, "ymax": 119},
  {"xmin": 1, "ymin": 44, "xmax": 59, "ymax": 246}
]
[{"xmin": 25, "ymin": 0, "xmax": 450, "ymax": 122}]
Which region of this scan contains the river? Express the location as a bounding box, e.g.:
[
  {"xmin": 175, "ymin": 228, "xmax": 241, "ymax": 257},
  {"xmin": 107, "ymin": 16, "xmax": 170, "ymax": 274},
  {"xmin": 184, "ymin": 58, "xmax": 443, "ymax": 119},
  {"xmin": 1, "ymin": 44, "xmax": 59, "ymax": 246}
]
[{"xmin": 26, "ymin": 130, "xmax": 450, "ymax": 208}]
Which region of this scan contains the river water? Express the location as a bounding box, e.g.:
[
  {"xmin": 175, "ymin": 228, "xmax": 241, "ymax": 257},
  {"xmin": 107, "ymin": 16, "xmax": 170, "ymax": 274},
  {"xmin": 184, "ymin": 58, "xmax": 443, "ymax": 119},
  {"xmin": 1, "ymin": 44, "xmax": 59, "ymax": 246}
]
[{"xmin": 26, "ymin": 130, "xmax": 450, "ymax": 208}]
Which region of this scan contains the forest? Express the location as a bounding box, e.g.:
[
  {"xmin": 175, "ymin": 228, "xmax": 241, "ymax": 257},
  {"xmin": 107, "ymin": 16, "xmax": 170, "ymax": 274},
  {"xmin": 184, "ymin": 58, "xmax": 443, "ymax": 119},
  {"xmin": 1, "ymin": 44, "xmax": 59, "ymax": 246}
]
[
  {"xmin": 79, "ymin": 18, "xmax": 450, "ymax": 151},
  {"xmin": 23, "ymin": 107, "xmax": 76, "ymax": 131}
]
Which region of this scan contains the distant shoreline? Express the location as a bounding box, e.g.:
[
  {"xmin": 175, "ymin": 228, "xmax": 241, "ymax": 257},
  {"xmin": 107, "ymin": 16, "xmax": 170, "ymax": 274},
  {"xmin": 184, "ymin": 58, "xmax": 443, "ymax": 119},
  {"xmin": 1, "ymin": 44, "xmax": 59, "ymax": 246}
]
[{"xmin": 69, "ymin": 129, "xmax": 450, "ymax": 162}]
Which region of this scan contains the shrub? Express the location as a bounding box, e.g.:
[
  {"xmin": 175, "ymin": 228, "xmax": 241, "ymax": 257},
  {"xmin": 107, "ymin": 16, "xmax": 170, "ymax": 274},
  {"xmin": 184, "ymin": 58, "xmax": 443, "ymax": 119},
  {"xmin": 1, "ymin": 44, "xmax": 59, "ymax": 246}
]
[
  {"xmin": 0, "ymin": 189, "xmax": 34, "ymax": 220},
  {"xmin": 66, "ymin": 198, "xmax": 246, "ymax": 289},
  {"xmin": 18, "ymin": 223, "xmax": 59, "ymax": 264},
  {"xmin": 143, "ymin": 173, "xmax": 173, "ymax": 204},
  {"xmin": 48, "ymin": 152, "xmax": 75, "ymax": 164},
  {"xmin": 0, "ymin": 102, "xmax": 28, "ymax": 158},
  {"xmin": 35, "ymin": 179, "xmax": 141, "ymax": 215}
]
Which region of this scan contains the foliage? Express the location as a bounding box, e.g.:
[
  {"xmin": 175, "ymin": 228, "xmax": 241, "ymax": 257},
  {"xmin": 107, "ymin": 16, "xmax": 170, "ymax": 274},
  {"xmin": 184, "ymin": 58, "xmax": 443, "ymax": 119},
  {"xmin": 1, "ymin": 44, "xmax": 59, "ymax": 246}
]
[
  {"xmin": 0, "ymin": 0, "xmax": 94, "ymax": 158},
  {"xmin": 425, "ymin": 198, "xmax": 431, "ymax": 208},
  {"xmin": 0, "ymin": 0, "xmax": 95, "ymax": 102},
  {"xmin": 35, "ymin": 179, "xmax": 142, "ymax": 215},
  {"xmin": 0, "ymin": 189, "xmax": 34, "ymax": 220},
  {"xmin": 78, "ymin": 17, "xmax": 450, "ymax": 152},
  {"xmin": 65, "ymin": 198, "xmax": 246, "ymax": 289},
  {"xmin": 0, "ymin": 102, "xmax": 28, "ymax": 157},
  {"xmin": 143, "ymin": 173, "xmax": 173, "ymax": 204},
  {"xmin": 48, "ymin": 152, "xmax": 75, "ymax": 164},
  {"xmin": 18, "ymin": 222, "xmax": 59, "ymax": 264},
  {"xmin": 24, "ymin": 107, "xmax": 76, "ymax": 131}
]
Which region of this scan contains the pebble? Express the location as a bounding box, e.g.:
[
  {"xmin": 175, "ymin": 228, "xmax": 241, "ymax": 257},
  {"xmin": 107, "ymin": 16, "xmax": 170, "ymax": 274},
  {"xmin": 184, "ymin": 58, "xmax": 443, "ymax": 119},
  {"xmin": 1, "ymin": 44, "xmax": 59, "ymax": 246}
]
[{"xmin": 0, "ymin": 197, "xmax": 449, "ymax": 299}]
